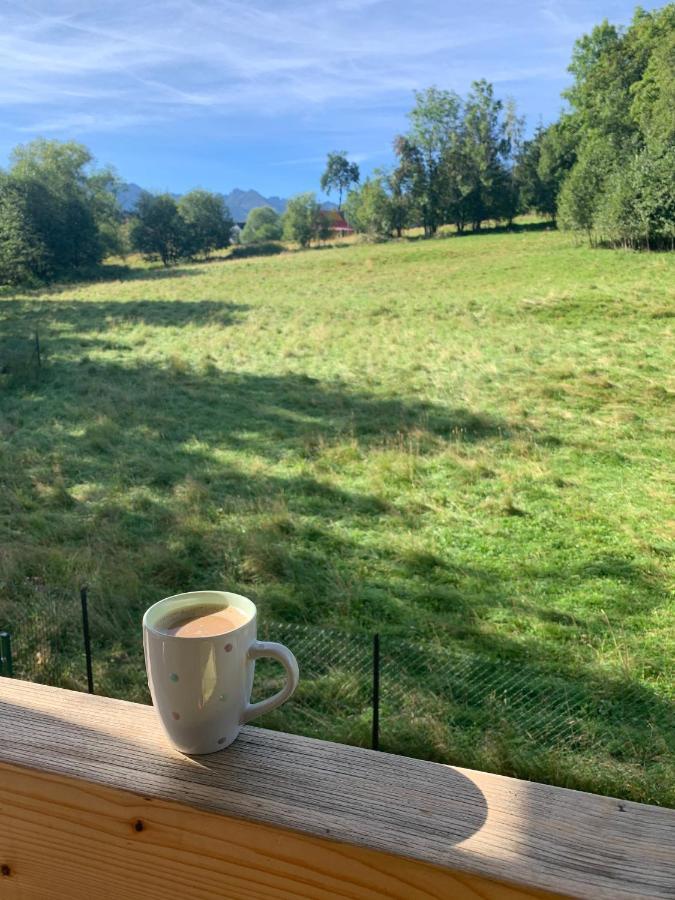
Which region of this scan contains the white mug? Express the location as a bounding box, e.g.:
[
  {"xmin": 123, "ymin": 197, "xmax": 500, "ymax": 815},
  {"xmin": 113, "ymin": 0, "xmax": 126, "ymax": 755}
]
[{"xmin": 143, "ymin": 590, "xmax": 299, "ymax": 754}]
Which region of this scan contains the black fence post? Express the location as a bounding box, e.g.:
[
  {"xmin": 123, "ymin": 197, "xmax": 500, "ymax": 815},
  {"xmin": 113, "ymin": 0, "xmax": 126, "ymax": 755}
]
[
  {"xmin": 34, "ymin": 328, "xmax": 41, "ymax": 368},
  {"xmin": 80, "ymin": 586, "xmax": 94, "ymax": 694},
  {"xmin": 0, "ymin": 631, "xmax": 13, "ymax": 677},
  {"xmin": 372, "ymin": 632, "xmax": 380, "ymax": 751}
]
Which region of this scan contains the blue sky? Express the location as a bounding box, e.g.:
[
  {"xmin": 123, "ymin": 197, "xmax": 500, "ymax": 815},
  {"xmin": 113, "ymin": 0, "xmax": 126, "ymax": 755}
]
[{"xmin": 0, "ymin": 0, "xmax": 662, "ymax": 198}]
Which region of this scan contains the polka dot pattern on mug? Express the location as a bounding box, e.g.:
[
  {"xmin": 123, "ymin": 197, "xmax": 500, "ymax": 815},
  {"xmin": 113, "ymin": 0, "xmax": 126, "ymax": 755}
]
[
  {"xmin": 218, "ymin": 736, "xmax": 228, "ymax": 745},
  {"xmin": 224, "ymin": 643, "xmax": 233, "ymax": 652},
  {"xmin": 169, "ymin": 672, "xmax": 179, "ymax": 683},
  {"xmin": 172, "ymin": 711, "xmax": 180, "ymax": 721}
]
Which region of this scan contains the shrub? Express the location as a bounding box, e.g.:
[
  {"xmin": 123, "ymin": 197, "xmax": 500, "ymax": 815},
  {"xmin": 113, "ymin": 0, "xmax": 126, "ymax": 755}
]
[
  {"xmin": 282, "ymin": 193, "xmax": 321, "ymax": 247},
  {"xmin": 241, "ymin": 206, "xmax": 283, "ymax": 244}
]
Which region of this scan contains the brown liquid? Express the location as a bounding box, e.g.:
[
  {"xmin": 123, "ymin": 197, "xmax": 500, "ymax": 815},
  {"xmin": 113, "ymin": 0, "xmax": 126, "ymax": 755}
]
[{"xmin": 162, "ymin": 606, "xmax": 249, "ymax": 638}]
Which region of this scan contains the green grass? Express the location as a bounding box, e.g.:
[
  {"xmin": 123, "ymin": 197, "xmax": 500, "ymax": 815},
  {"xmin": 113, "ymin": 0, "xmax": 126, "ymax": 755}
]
[{"xmin": 1, "ymin": 223, "xmax": 673, "ymax": 804}]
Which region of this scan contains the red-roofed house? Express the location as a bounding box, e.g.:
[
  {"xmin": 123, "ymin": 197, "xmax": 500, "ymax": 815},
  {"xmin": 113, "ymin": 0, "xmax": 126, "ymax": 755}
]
[{"xmin": 320, "ymin": 210, "xmax": 354, "ymax": 236}]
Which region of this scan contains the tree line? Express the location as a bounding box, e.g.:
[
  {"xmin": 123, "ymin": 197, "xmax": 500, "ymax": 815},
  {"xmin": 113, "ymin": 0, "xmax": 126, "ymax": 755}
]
[
  {"xmin": 0, "ymin": 138, "xmax": 240, "ymax": 284},
  {"xmin": 0, "ymin": 3, "xmax": 671, "ymax": 285},
  {"xmin": 343, "ymin": 4, "xmax": 674, "ymax": 249},
  {"xmin": 0, "ymin": 141, "xmax": 343, "ymax": 284}
]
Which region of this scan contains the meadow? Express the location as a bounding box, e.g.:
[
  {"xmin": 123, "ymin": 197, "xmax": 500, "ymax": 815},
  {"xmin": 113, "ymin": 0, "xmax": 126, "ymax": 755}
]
[{"xmin": 1, "ymin": 223, "xmax": 673, "ymax": 804}]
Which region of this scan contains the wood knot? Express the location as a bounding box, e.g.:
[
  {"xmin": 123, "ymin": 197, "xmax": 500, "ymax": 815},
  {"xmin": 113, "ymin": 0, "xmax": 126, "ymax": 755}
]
[
  {"xmin": 133, "ymin": 820, "xmax": 144, "ymax": 832},
  {"xmin": 618, "ymin": 803, "xmax": 626, "ymax": 812},
  {"xmin": 1, "ymin": 865, "xmax": 11, "ymax": 877}
]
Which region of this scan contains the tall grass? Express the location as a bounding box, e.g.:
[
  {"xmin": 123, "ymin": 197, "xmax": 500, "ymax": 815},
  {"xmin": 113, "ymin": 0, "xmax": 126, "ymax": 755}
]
[{"xmin": 1, "ymin": 223, "xmax": 673, "ymax": 802}]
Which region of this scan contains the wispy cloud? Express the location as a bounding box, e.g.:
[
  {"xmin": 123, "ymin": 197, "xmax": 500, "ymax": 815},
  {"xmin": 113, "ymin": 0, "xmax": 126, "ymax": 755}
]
[
  {"xmin": 272, "ymin": 150, "xmax": 376, "ymax": 167},
  {"xmin": 0, "ymin": 0, "xmax": 585, "ymax": 137}
]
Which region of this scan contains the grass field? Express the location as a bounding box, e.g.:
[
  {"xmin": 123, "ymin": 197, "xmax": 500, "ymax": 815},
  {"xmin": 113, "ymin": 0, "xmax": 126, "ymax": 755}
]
[{"xmin": 1, "ymin": 223, "xmax": 673, "ymax": 803}]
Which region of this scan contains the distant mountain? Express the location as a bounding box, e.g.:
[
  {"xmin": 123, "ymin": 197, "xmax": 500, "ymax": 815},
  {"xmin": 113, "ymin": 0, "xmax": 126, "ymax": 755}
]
[
  {"xmin": 114, "ymin": 182, "xmax": 290, "ymax": 221},
  {"xmin": 114, "ymin": 182, "xmax": 336, "ymax": 220},
  {"xmin": 224, "ymin": 188, "xmax": 286, "ymax": 221},
  {"xmin": 114, "ymin": 182, "xmax": 144, "ymax": 213}
]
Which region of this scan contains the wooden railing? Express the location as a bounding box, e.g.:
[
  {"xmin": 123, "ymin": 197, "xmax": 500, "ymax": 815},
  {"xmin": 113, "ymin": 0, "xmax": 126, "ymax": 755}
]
[{"xmin": 0, "ymin": 677, "xmax": 673, "ymax": 899}]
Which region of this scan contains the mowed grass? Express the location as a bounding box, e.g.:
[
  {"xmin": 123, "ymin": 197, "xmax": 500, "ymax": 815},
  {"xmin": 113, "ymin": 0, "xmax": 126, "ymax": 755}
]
[{"xmin": 1, "ymin": 224, "xmax": 674, "ymax": 803}]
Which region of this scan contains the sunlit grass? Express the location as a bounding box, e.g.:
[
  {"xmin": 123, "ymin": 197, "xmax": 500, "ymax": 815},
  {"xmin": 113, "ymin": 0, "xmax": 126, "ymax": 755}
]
[{"xmin": 1, "ymin": 222, "xmax": 673, "ymax": 802}]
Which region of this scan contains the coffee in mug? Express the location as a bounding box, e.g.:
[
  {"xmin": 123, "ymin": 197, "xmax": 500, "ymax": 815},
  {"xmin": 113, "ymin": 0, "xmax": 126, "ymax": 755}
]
[{"xmin": 143, "ymin": 591, "xmax": 299, "ymax": 754}]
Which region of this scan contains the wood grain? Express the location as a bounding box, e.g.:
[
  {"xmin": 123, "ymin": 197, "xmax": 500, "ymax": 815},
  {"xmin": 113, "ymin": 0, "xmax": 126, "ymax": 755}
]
[
  {"xmin": 0, "ymin": 677, "xmax": 673, "ymax": 900},
  {"xmin": 0, "ymin": 762, "xmax": 556, "ymax": 900}
]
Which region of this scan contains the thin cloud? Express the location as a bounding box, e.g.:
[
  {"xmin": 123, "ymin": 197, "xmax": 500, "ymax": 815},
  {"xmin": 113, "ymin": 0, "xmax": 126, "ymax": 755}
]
[
  {"xmin": 272, "ymin": 151, "xmax": 374, "ymax": 167},
  {"xmin": 0, "ymin": 0, "xmax": 647, "ymax": 138},
  {"xmin": 0, "ymin": 1, "xmax": 549, "ymax": 130}
]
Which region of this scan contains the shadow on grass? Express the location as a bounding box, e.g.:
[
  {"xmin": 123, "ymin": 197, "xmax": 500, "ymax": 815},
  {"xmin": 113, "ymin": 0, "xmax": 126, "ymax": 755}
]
[
  {"xmin": 1, "ymin": 295, "xmax": 672, "ymax": 803},
  {"xmin": 0, "ymin": 262, "xmax": 207, "ymax": 300},
  {"xmin": 402, "ymin": 220, "xmax": 557, "ymax": 243},
  {"xmin": 1, "ymin": 298, "xmax": 249, "ymax": 334},
  {"xmin": 0, "ymin": 295, "xmax": 530, "ymax": 631}
]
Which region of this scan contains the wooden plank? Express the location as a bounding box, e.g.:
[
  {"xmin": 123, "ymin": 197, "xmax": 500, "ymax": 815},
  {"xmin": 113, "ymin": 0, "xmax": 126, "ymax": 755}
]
[
  {"xmin": 0, "ymin": 677, "xmax": 673, "ymax": 899},
  {"xmin": 0, "ymin": 761, "xmax": 555, "ymax": 899}
]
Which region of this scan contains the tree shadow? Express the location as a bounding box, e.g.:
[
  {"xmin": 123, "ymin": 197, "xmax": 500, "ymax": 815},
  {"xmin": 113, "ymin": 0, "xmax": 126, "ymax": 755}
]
[
  {"xmin": 2, "ymin": 295, "xmax": 671, "ymax": 803},
  {"xmin": 1, "ymin": 298, "xmax": 249, "ymax": 335},
  {"xmin": 0, "ymin": 263, "xmax": 205, "ymax": 300},
  {"xmin": 401, "ymin": 220, "xmax": 556, "ymax": 243}
]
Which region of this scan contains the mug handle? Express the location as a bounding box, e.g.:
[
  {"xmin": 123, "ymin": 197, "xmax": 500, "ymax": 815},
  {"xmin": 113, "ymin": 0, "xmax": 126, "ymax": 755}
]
[{"xmin": 241, "ymin": 640, "xmax": 299, "ymax": 724}]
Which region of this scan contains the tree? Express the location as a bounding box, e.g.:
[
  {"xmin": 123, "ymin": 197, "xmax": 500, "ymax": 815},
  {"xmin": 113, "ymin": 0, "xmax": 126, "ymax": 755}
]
[
  {"xmin": 557, "ymin": 3, "xmax": 675, "ymax": 248},
  {"xmin": 593, "ymin": 143, "xmax": 675, "ymax": 249},
  {"xmin": 558, "ymin": 136, "xmax": 615, "ymax": 241},
  {"xmin": 394, "ymin": 87, "xmax": 462, "ymax": 236},
  {"xmin": 460, "ymin": 80, "xmax": 515, "ymax": 230},
  {"xmin": 178, "ymin": 190, "xmax": 233, "ymax": 258},
  {"xmin": 536, "ymin": 120, "xmax": 578, "ymax": 222},
  {"xmin": 240, "ymin": 206, "xmax": 283, "ymax": 244},
  {"xmin": 130, "ymin": 193, "xmax": 188, "ymax": 265},
  {"xmin": 8, "ymin": 138, "xmax": 120, "ymax": 273},
  {"xmin": 315, "ymin": 212, "xmax": 333, "ymax": 244},
  {"xmin": 282, "ymin": 193, "xmax": 321, "ymax": 247},
  {"xmin": 514, "ymin": 123, "xmax": 572, "ymax": 221},
  {"xmin": 343, "ymin": 177, "xmax": 391, "ymax": 238},
  {"xmin": 320, "ymin": 152, "xmax": 360, "ymax": 209},
  {"xmin": 0, "ymin": 176, "xmax": 50, "ymax": 284},
  {"xmin": 383, "ymin": 168, "xmax": 412, "ymax": 237},
  {"xmin": 630, "ymin": 19, "xmax": 675, "ymax": 146}
]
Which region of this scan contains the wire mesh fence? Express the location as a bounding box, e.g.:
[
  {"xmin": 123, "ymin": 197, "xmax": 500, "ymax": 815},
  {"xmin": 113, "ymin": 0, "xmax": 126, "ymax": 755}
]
[
  {"xmin": 0, "ymin": 580, "xmax": 87, "ymax": 689},
  {"xmin": 1, "ymin": 583, "xmax": 673, "ymax": 802},
  {"xmin": 377, "ymin": 635, "xmax": 674, "ymax": 775},
  {"xmin": 254, "ymin": 621, "xmax": 373, "ymax": 747}
]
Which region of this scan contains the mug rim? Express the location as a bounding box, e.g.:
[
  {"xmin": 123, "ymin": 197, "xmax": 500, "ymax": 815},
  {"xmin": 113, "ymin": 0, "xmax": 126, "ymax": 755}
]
[{"xmin": 143, "ymin": 590, "xmax": 256, "ymax": 640}]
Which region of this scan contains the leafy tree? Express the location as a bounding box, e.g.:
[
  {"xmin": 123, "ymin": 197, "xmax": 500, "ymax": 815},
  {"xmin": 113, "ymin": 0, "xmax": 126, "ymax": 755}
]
[
  {"xmin": 130, "ymin": 193, "xmax": 188, "ymax": 265},
  {"xmin": 558, "ymin": 3, "xmax": 675, "ymax": 248},
  {"xmin": 240, "ymin": 206, "xmax": 283, "ymax": 244},
  {"xmin": 536, "ymin": 120, "xmax": 578, "ymax": 221},
  {"xmin": 315, "ymin": 212, "xmax": 333, "ymax": 243},
  {"xmin": 558, "ymin": 137, "xmax": 615, "ymax": 241},
  {"xmin": 460, "ymin": 80, "xmax": 515, "ymax": 230},
  {"xmin": 282, "ymin": 193, "xmax": 321, "ymax": 247},
  {"xmin": 514, "ymin": 123, "xmax": 572, "ymax": 221},
  {"xmin": 594, "ymin": 143, "xmax": 675, "ymax": 249},
  {"xmin": 383, "ymin": 168, "xmax": 412, "ymax": 237},
  {"xmin": 630, "ymin": 19, "xmax": 675, "ymax": 145},
  {"xmin": 178, "ymin": 190, "xmax": 233, "ymax": 258},
  {"xmin": 8, "ymin": 138, "xmax": 119, "ymax": 273},
  {"xmin": 0, "ymin": 176, "xmax": 50, "ymax": 284},
  {"xmin": 394, "ymin": 87, "xmax": 462, "ymax": 236},
  {"xmin": 320, "ymin": 151, "xmax": 360, "ymax": 209},
  {"xmin": 514, "ymin": 130, "xmax": 544, "ymax": 215},
  {"xmin": 343, "ymin": 177, "xmax": 391, "ymax": 238}
]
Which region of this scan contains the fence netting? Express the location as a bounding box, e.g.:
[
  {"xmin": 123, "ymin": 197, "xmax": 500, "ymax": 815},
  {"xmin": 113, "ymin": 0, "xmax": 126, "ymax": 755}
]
[
  {"xmin": 0, "ymin": 581, "xmax": 87, "ymax": 689},
  {"xmin": 253, "ymin": 622, "xmax": 373, "ymax": 745},
  {"xmin": 378, "ymin": 635, "xmax": 674, "ymax": 778},
  {"xmin": 1, "ymin": 587, "xmax": 672, "ymax": 803}
]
